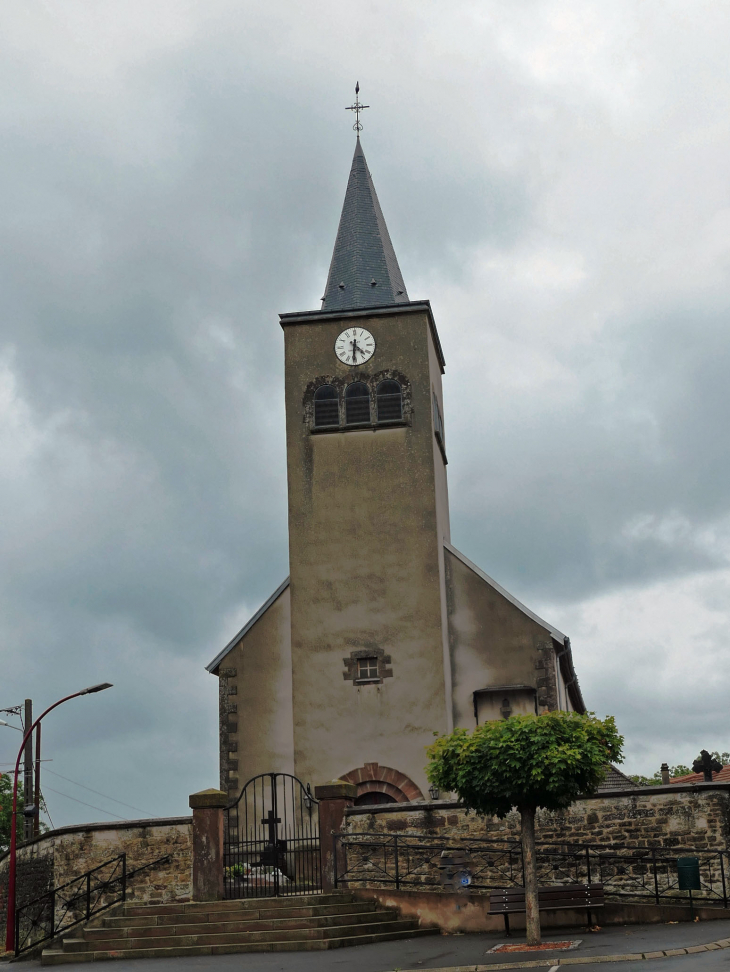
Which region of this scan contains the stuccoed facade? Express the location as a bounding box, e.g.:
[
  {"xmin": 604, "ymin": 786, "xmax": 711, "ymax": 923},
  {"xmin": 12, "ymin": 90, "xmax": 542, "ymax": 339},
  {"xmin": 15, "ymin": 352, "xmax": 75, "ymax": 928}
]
[{"xmin": 207, "ymin": 138, "xmax": 584, "ymax": 803}]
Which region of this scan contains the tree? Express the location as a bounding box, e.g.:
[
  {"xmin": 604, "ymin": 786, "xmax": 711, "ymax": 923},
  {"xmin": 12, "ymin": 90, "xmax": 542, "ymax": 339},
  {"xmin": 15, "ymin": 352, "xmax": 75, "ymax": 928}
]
[
  {"xmin": 426, "ymin": 711, "xmax": 623, "ymax": 945},
  {"xmin": 0, "ymin": 772, "xmax": 49, "ymax": 853},
  {"xmin": 0, "ymin": 771, "xmax": 23, "ymax": 854},
  {"xmin": 629, "ymin": 765, "xmax": 691, "ymax": 786}
]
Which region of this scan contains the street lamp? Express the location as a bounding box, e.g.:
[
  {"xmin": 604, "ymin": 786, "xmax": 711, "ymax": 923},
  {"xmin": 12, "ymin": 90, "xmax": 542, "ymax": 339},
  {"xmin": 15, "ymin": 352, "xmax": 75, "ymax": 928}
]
[
  {"xmin": 4, "ymin": 683, "xmax": 113, "ymax": 954},
  {"xmin": 0, "ymin": 720, "xmax": 22, "ymax": 731}
]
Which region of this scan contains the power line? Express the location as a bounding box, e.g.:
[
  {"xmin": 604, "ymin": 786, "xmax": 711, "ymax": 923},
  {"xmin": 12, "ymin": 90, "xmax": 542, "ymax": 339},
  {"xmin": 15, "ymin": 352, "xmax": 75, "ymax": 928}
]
[
  {"xmin": 42, "ymin": 768, "xmax": 153, "ymax": 816},
  {"xmin": 41, "ymin": 790, "xmax": 55, "ymax": 830},
  {"xmin": 41, "ymin": 786, "xmax": 128, "ymax": 821}
]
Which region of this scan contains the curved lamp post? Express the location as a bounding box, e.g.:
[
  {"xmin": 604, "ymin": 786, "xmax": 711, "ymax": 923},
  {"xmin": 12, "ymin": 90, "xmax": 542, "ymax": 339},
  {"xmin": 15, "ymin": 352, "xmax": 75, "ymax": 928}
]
[{"xmin": 4, "ymin": 683, "xmax": 113, "ymax": 954}]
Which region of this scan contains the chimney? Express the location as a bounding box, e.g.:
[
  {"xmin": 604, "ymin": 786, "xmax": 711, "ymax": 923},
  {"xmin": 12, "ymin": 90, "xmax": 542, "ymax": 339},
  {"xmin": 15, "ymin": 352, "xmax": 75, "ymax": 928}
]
[{"xmin": 661, "ymin": 762, "xmax": 670, "ymax": 785}]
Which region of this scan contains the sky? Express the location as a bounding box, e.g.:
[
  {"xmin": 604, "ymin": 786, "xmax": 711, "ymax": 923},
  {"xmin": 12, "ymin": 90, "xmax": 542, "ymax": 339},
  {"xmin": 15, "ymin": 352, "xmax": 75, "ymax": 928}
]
[{"xmin": 1, "ymin": 0, "xmax": 730, "ymax": 827}]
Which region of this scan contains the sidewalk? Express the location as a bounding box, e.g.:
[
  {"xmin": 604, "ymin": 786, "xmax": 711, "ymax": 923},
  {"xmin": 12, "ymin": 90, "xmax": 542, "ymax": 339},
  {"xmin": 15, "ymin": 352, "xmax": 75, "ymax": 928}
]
[{"xmin": 13, "ymin": 918, "xmax": 730, "ymax": 971}]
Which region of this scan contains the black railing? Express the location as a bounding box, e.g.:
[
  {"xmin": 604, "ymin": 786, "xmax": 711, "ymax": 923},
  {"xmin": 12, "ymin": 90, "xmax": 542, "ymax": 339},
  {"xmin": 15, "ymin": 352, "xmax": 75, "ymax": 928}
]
[
  {"xmin": 14, "ymin": 853, "xmax": 172, "ymax": 956},
  {"xmin": 333, "ymin": 833, "xmax": 729, "ymax": 909}
]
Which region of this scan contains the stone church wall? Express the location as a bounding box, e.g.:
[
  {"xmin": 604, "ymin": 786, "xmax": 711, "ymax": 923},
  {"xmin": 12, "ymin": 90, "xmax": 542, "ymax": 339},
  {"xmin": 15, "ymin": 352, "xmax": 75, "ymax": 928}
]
[
  {"xmin": 345, "ymin": 783, "xmax": 730, "ymax": 851},
  {"xmin": 0, "ymin": 816, "xmax": 192, "ymax": 943}
]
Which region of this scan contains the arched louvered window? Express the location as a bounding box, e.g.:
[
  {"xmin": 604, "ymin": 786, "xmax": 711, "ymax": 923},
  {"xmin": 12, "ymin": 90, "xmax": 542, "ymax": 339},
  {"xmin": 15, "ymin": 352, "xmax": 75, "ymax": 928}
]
[
  {"xmin": 345, "ymin": 382, "xmax": 371, "ymax": 425},
  {"xmin": 376, "ymin": 379, "xmax": 403, "ymax": 422},
  {"xmin": 314, "ymin": 384, "xmax": 339, "ymax": 427}
]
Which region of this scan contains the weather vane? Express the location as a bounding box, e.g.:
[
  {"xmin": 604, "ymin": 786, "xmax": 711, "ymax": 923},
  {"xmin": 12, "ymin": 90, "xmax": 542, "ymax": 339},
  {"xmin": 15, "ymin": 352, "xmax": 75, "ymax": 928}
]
[{"xmin": 346, "ymin": 82, "xmax": 369, "ymax": 134}]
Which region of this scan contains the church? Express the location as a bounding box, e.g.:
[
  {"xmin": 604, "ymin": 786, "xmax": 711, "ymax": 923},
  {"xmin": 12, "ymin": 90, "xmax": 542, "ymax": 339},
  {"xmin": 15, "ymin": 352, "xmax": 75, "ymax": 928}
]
[{"xmin": 207, "ymin": 128, "xmax": 585, "ymax": 807}]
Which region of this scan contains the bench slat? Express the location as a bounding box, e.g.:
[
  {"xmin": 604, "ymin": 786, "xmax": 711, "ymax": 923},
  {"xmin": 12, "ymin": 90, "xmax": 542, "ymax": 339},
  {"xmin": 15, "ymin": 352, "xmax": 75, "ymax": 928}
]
[{"xmin": 488, "ymin": 884, "xmax": 604, "ymax": 915}]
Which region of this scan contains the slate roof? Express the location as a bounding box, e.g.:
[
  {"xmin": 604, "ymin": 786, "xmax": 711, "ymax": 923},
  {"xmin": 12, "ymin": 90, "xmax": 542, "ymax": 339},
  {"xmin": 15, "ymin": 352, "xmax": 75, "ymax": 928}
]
[
  {"xmin": 597, "ymin": 764, "xmax": 642, "ymax": 791},
  {"xmin": 321, "ymin": 139, "xmax": 409, "ymax": 312}
]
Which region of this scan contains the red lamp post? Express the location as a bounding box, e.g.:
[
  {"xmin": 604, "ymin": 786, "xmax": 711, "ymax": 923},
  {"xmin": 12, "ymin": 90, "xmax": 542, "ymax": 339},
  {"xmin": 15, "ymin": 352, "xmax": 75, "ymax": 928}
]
[{"xmin": 4, "ymin": 683, "xmax": 113, "ymax": 954}]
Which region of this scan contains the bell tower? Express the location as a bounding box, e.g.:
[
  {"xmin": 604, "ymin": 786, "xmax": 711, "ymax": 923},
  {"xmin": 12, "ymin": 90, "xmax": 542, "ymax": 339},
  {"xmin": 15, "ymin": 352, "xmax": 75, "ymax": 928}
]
[
  {"xmin": 280, "ymin": 137, "xmax": 452, "ymax": 796},
  {"xmin": 208, "ymin": 116, "xmax": 585, "ymax": 802}
]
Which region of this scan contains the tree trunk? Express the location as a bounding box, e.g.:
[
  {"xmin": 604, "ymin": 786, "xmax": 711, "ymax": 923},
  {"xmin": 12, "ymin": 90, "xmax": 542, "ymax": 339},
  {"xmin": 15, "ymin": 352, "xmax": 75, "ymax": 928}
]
[{"xmin": 521, "ymin": 805, "xmax": 540, "ymax": 945}]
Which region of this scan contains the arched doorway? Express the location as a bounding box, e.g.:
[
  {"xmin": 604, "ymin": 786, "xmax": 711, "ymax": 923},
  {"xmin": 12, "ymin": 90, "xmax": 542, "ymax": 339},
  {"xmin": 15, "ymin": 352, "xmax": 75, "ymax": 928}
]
[
  {"xmin": 341, "ymin": 762, "xmax": 424, "ymax": 804},
  {"xmin": 353, "ymin": 791, "xmax": 398, "ymax": 807}
]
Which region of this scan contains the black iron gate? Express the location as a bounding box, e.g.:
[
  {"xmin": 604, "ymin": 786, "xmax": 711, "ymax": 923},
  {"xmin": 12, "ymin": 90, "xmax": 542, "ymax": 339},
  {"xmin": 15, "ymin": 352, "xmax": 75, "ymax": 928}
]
[{"xmin": 224, "ymin": 773, "xmax": 320, "ymax": 898}]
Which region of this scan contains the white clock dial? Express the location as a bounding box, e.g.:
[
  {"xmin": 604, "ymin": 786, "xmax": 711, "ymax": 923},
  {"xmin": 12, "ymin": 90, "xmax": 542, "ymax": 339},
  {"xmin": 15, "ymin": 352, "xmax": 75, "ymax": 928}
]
[{"xmin": 334, "ymin": 327, "xmax": 376, "ymax": 366}]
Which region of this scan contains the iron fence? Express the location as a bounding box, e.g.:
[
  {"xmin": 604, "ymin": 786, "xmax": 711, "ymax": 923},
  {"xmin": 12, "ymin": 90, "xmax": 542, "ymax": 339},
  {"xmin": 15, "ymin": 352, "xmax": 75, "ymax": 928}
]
[
  {"xmin": 333, "ymin": 833, "xmax": 728, "ymax": 908},
  {"xmin": 14, "ymin": 853, "xmax": 172, "ymax": 956}
]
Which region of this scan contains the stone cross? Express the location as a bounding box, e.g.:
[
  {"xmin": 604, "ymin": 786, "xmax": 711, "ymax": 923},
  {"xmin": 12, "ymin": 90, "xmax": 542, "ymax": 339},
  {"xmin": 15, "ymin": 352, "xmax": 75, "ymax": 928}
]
[{"xmin": 692, "ymin": 750, "xmax": 722, "ymax": 782}]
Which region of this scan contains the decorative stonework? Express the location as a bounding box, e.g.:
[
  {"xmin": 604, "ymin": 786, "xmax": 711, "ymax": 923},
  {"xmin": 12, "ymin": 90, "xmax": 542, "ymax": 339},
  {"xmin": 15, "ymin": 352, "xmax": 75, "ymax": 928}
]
[
  {"xmin": 217, "ymin": 666, "xmax": 238, "ymax": 792},
  {"xmin": 303, "ymin": 369, "xmax": 413, "ymax": 432},
  {"xmin": 340, "ymin": 762, "xmax": 424, "ymax": 803},
  {"xmin": 342, "ymin": 647, "xmax": 393, "ymax": 685},
  {"xmin": 535, "ymin": 641, "xmax": 558, "ymax": 711}
]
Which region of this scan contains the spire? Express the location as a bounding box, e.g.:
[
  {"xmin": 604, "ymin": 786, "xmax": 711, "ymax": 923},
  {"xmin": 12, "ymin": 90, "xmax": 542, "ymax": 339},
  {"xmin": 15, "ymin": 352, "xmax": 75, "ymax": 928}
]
[{"xmin": 321, "ymin": 139, "xmax": 409, "ymax": 312}]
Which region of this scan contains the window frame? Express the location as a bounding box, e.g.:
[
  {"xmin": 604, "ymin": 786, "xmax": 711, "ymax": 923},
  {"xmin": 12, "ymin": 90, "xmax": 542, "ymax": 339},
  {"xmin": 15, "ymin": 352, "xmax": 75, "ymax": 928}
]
[
  {"xmin": 344, "ymin": 381, "xmax": 372, "ymax": 426},
  {"xmin": 356, "ymin": 656, "xmax": 380, "ymax": 682},
  {"xmin": 376, "ymin": 379, "xmax": 403, "ymax": 424},
  {"xmin": 307, "ymin": 373, "xmax": 411, "ymax": 435},
  {"xmin": 313, "ymin": 383, "xmax": 340, "ymax": 428},
  {"xmin": 343, "ymin": 647, "xmax": 394, "ymax": 685}
]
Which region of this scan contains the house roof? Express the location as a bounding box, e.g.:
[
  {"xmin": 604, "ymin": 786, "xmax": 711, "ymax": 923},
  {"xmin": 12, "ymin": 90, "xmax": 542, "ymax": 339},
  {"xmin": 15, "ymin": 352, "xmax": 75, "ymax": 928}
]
[
  {"xmin": 671, "ymin": 765, "xmax": 730, "ymax": 785},
  {"xmin": 597, "ymin": 764, "xmax": 642, "ymax": 791},
  {"xmin": 205, "ymin": 577, "xmax": 290, "ymax": 674},
  {"xmin": 321, "ymin": 139, "xmax": 409, "ymax": 312}
]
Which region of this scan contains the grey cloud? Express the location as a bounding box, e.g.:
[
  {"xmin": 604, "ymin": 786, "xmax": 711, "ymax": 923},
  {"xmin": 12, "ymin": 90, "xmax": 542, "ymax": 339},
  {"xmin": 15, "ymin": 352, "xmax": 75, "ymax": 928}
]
[{"xmin": 3, "ymin": 0, "xmax": 730, "ymax": 821}]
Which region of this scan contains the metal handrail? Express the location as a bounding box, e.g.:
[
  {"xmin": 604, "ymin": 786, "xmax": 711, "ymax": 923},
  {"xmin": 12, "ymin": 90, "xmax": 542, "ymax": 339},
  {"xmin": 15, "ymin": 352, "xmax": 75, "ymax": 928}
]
[
  {"xmin": 14, "ymin": 852, "xmax": 172, "ymax": 956},
  {"xmin": 332, "ymin": 832, "xmax": 729, "ymax": 909}
]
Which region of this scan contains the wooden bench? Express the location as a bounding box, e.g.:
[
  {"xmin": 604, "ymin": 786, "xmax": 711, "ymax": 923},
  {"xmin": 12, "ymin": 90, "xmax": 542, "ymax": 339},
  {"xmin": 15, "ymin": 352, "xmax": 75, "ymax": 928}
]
[{"xmin": 489, "ymin": 883, "xmax": 605, "ymax": 934}]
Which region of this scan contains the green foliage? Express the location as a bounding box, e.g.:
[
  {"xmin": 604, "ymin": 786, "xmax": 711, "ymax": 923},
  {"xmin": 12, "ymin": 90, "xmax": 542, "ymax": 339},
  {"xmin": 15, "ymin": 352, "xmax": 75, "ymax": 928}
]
[
  {"xmin": 0, "ymin": 771, "xmax": 22, "ymax": 854},
  {"xmin": 629, "ymin": 765, "xmax": 690, "ymax": 786},
  {"xmin": 0, "ymin": 771, "xmax": 50, "ymax": 853},
  {"xmin": 426, "ymin": 711, "xmax": 623, "ymax": 817}
]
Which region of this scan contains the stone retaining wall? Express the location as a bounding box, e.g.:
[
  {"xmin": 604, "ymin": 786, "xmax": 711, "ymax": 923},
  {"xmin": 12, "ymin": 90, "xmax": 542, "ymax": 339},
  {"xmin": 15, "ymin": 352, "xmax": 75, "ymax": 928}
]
[
  {"xmin": 0, "ymin": 816, "xmax": 192, "ymax": 942},
  {"xmin": 345, "ymin": 783, "xmax": 730, "ymax": 851}
]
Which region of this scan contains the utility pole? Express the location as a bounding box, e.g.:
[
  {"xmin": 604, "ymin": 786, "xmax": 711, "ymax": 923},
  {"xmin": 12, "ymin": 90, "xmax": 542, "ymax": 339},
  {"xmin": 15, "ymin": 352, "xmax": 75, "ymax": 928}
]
[
  {"xmin": 34, "ymin": 722, "xmax": 42, "ymax": 837},
  {"xmin": 23, "ymin": 699, "xmax": 33, "ymax": 840}
]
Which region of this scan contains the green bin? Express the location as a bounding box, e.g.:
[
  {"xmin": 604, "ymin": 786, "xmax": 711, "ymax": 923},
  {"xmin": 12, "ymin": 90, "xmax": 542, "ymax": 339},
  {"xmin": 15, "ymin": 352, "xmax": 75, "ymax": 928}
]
[{"xmin": 677, "ymin": 856, "xmax": 701, "ymax": 891}]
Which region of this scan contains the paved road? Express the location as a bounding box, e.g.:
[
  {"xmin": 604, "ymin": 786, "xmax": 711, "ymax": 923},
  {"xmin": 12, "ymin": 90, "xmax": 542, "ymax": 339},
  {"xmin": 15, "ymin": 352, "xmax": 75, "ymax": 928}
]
[{"xmin": 17, "ymin": 920, "xmax": 730, "ymax": 971}]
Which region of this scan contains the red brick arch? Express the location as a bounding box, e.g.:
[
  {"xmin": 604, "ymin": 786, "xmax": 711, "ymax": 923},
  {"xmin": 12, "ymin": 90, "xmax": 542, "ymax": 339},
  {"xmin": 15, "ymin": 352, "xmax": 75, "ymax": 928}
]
[{"xmin": 341, "ymin": 762, "xmax": 424, "ymax": 804}]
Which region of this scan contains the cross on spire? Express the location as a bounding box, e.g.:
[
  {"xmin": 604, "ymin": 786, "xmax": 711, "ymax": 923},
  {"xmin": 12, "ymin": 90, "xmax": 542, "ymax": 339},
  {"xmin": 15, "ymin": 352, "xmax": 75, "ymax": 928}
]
[{"xmin": 346, "ymin": 82, "xmax": 369, "ymax": 134}]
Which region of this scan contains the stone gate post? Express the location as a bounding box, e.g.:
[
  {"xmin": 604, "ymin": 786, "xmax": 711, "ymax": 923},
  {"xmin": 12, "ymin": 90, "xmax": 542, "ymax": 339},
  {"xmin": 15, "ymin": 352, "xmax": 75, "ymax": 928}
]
[
  {"xmin": 189, "ymin": 788, "xmax": 228, "ymax": 901},
  {"xmin": 315, "ymin": 780, "xmax": 357, "ymax": 893}
]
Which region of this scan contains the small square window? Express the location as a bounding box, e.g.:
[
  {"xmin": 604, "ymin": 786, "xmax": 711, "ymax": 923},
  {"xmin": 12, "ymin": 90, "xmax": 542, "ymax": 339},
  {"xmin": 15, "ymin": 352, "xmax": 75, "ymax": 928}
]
[{"xmin": 357, "ymin": 657, "xmax": 379, "ymax": 680}]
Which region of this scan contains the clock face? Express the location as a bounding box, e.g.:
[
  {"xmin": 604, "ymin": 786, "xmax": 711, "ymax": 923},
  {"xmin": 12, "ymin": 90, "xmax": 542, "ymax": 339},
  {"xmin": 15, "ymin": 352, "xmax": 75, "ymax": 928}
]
[{"xmin": 334, "ymin": 327, "xmax": 376, "ymax": 366}]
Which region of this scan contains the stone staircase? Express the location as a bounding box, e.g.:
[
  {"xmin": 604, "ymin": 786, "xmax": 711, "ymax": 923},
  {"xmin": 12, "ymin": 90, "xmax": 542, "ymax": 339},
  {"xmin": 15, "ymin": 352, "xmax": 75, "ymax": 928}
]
[{"xmin": 41, "ymin": 892, "xmax": 436, "ymax": 964}]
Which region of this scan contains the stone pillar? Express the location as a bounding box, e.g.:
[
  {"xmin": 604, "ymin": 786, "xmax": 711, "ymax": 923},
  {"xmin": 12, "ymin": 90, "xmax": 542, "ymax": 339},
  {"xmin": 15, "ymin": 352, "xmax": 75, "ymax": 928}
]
[
  {"xmin": 189, "ymin": 788, "xmax": 228, "ymax": 902},
  {"xmin": 315, "ymin": 780, "xmax": 357, "ymax": 893}
]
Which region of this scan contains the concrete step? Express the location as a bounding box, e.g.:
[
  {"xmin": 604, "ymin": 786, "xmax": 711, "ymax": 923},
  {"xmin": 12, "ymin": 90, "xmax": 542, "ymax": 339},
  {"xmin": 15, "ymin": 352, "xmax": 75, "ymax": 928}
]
[
  {"xmin": 67, "ymin": 917, "xmax": 413, "ymax": 951},
  {"xmin": 41, "ymin": 925, "xmax": 437, "ymax": 964},
  {"xmin": 86, "ymin": 908, "xmax": 394, "ymax": 942},
  {"xmin": 122, "ymin": 893, "xmax": 350, "ymax": 918},
  {"xmin": 104, "ymin": 899, "xmax": 376, "ymax": 928}
]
